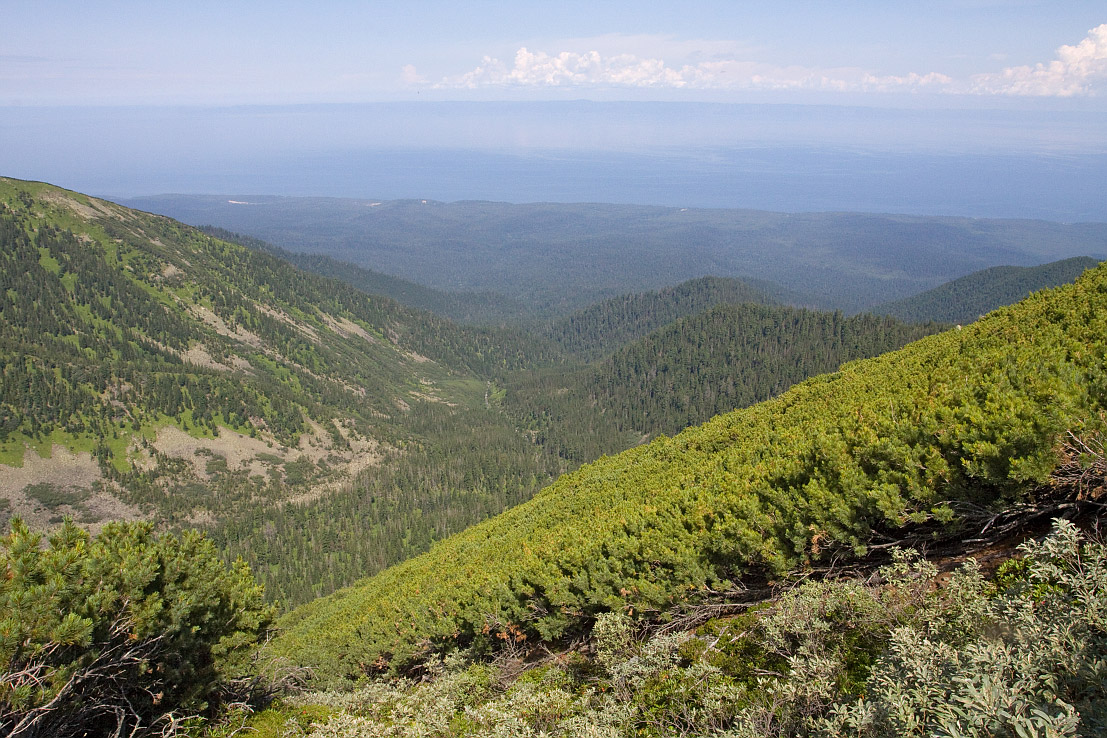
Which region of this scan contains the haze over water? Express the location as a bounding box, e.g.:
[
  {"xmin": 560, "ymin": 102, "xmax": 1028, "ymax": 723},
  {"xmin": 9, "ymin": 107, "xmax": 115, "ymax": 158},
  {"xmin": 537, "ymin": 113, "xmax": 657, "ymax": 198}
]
[
  {"xmin": 4, "ymin": 5, "xmax": 1106, "ymax": 221},
  {"xmin": 3, "ymin": 102, "xmax": 1105, "ymax": 222}
]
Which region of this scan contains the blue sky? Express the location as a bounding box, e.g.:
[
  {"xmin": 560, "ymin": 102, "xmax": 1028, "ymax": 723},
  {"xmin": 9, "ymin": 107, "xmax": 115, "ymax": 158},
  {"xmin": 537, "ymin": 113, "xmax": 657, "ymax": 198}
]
[{"xmin": 3, "ymin": 1, "xmax": 1106, "ymax": 106}]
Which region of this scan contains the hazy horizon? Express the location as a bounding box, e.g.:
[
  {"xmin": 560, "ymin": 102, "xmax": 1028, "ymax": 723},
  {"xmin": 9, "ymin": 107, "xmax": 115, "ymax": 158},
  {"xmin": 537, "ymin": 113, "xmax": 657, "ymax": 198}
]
[
  {"xmin": 3, "ymin": 5, "xmax": 1106, "ymax": 221},
  {"xmin": 3, "ymin": 101, "xmax": 1105, "ymax": 222}
]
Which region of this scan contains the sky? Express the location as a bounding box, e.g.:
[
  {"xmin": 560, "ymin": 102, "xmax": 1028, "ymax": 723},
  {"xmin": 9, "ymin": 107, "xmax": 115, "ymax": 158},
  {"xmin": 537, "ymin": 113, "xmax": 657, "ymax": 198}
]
[
  {"xmin": 3, "ymin": 1, "xmax": 1107, "ymax": 106},
  {"xmin": 2, "ymin": 2, "xmax": 1105, "ymax": 220}
]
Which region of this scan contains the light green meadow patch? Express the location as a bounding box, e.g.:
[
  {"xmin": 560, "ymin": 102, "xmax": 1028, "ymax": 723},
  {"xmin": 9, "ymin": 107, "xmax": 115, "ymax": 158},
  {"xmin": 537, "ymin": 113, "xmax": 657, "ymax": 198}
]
[{"xmin": 38, "ymin": 247, "xmax": 61, "ymax": 274}]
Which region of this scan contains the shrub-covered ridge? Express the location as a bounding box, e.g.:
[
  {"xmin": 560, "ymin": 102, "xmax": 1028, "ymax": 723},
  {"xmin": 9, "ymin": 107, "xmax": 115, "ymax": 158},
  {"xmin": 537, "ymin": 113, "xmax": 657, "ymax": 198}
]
[
  {"xmin": 271, "ymin": 261, "xmax": 1107, "ymax": 684},
  {"xmin": 259, "ymin": 520, "xmax": 1107, "ymax": 737}
]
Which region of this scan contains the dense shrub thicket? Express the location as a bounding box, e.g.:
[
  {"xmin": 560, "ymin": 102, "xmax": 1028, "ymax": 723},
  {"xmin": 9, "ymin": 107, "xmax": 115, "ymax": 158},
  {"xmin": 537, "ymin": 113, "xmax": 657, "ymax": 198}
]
[
  {"xmin": 271, "ymin": 260, "xmax": 1107, "ymax": 684},
  {"xmin": 257, "ymin": 520, "xmax": 1107, "ymax": 737},
  {"xmin": 0, "ymin": 519, "xmax": 275, "ymax": 738}
]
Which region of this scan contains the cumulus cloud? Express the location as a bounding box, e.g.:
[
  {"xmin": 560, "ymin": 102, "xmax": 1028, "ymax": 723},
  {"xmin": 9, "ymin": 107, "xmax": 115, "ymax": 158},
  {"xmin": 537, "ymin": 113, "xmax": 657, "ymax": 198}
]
[
  {"xmin": 450, "ymin": 48, "xmax": 685, "ymax": 88},
  {"xmin": 971, "ymin": 23, "xmax": 1107, "ymax": 96},
  {"xmin": 400, "ymin": 64, "xmax": 426, "ymax": 85},
  {"xmin": 429, "ymin": 24, "xmax": 1107, "ymax": 98},
  {"xmin": 441, "ymin": 47, "xmax": 951, "ymax": 93},
  {"xmin": 862, "ymin": 71, "xmax": 954, "ymax": 92}
]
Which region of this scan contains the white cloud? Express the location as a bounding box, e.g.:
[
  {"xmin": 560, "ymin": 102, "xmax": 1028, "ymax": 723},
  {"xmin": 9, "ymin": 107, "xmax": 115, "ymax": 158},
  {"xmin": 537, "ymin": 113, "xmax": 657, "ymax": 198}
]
[
  {"xmin": 439, "ymin": 48, "xmax": 952, "ymax": 94},
  {"xmin": 400, "ymin": 64, "xmax": 426, "ymax": 85},
  {"xmin": 972, "ymin": 23, "xmax": 1107, "ymax": 96},
  {"xmin": 449, "ymin": 48, "xmax": 685, "ymax": 88},
  {"xmin": 429, "ymin": 24, "xmax": 1107, "ymax": 98},
  {"xmin": 862, "ymin": 71, "xmax": 954, "ymax": 92}
]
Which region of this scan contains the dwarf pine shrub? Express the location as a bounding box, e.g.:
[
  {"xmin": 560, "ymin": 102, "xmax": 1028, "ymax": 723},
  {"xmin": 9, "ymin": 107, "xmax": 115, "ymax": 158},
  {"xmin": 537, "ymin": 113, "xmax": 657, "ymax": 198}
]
[
  {"xmin": 0, "ymin": 518, "xmax": 275, "ymax": 738},
  {"xmin": 270, "ymin": 520, "xmax": 1105, "ymax": 738}
]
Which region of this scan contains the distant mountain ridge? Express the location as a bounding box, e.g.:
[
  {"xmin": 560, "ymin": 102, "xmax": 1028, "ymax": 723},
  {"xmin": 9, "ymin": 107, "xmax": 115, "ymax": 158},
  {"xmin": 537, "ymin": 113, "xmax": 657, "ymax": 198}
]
[
  {"xmin": 871, "ymin": 256, "xmax": 1099, "ymax": 324},
  {"xmin": 200, "ymin": 226, "xmax": 533, "ymax": 326},
  {"xmin": 543, "ymin": 275, "xmax": 795, "ymax": 361},
  {"xmin": 122, "ymin": 194, "xmax": 1107, "ymax": 313}
]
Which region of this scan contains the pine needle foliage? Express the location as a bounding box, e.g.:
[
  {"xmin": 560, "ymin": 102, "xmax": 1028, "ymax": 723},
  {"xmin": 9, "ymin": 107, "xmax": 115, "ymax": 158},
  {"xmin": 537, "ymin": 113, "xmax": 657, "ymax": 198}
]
[
  {"xmin": 256, "ymin": 521, "xmax": 1107, "ymax": 737},
  {"xmin": 0, "ymin": 518, "xmax": 275, "ymax": 737}
]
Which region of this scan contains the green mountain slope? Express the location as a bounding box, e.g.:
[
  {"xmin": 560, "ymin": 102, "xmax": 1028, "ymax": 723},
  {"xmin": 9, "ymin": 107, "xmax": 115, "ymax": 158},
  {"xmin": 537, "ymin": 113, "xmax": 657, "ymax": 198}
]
[
  {"xmin": 122, "ymin": 195, "xmax": 1107, "ymax": 312},
  {"xmin": 200, "ymin": 226, "xmax": 533, "ymax": 327},
  {"xmin": 226, "ymin": 298, "xmax": 943, "ymax": 603},
  {"xmin": 270, "ymin": 259, "xmax": 1106, "ymax": 684},
  {"xmin": 5, "ymin": 178, "xmax": 963, "ymax": 611},
  {"xmin": 508, "ymin": 303, "xmax": 942, "ymax": 463},
  {"xmin": 543, "ymin": 275, "xmax": 792, "ymax": 361},
  {"xmin": 873, "ymin": 255, "xmax": 1099, "ymax": 324},
  {"xmin": 0, "ymin": 177, "xmax": 568, "ymax": 605}
]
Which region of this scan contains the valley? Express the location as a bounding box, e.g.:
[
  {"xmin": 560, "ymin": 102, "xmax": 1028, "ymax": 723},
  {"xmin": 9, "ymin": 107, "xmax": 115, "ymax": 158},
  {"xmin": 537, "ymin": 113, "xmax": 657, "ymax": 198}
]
[
  {"xmin": 3, "ymin": 176, "xmax": 1105, "ymax": 736},
  {"xmin": 8, "ymin": 7, "xmax": 1107, "ymax": 736},
  {"xmin": 0, "ymin": 178, "xmax": 960, "ymax": 607}
]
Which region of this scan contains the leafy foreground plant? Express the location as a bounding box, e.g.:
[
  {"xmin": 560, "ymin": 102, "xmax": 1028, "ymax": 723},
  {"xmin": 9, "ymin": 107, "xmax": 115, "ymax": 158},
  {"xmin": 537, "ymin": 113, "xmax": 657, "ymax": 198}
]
[
  {"xmin": 821, "ymin": 519, "xmax": 1107, "ymax": 738},
  {"xmin": 0, "ymin": 519, "xmax": 276, "ymax": 738},
  {"xmin": 253, "ymin": 520, "xmax": 1106, "ymax": 738}
]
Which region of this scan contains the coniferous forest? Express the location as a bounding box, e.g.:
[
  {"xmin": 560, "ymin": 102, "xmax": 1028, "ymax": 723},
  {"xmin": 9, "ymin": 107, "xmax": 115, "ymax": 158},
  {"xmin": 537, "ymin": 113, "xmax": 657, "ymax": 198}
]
[
  {"xmin": 0, "ymin": 178, "xmax": 952, "ymax": 607},
  {"xmin": 2, "ymin": 176, "xmax": 1105, "ymax": 737}
]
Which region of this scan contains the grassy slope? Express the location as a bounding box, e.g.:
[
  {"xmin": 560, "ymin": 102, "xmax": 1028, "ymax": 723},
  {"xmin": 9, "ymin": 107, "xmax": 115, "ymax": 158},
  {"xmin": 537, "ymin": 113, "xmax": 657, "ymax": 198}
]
[{"xmin": 271, "ymin": 260, "xmax": 1106, "ymax": 684}]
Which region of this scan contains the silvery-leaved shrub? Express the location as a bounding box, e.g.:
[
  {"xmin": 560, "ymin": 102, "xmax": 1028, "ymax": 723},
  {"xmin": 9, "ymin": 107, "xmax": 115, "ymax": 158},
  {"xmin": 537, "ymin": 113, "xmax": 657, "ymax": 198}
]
[{"xmin": 820, "ymin": 519, "xmax": 1107, "ymax": 737}]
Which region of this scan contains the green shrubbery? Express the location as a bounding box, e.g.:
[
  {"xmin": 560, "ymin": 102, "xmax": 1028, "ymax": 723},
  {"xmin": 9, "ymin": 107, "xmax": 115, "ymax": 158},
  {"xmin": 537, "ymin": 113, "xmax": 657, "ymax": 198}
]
[
  {"xmin": 255, "ymin": 520, "xmax": 1107, "ymax": 737},
  {"xmin": 0, "ymin": 518, "xmax": 275, "ymax": 737},
  {"xmin": 271, "ymin": 261, "xmax": 1107, "ymax": 682}
]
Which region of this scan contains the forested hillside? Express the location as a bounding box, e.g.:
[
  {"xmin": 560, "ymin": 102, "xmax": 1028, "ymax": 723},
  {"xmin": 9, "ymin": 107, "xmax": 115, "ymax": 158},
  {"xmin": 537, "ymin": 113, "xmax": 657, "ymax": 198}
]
[
  {"xmin": 506, "ymin": 303, "xmax": 942, "ymax": 463},
  {"xmin": 542, "ymin": 275, "xmax": 790, "ymax": 360},
  {"xmin": 0, "ymin": 178, "xmax": 568, "ymax": 605},
  {"xmin": 123, "ymin": 194, "xmax": 1107, "ymax": 312},
  {"xmin": 224, "ymin": 299, "xmax": 944, "ymax": 602},
  {"xmin": 271, "ymin": 259, "xmax": 1106, "ymax": 684},
  {"xmin": 873, "ymin": 255, "xmax": 1098, "ymax": 323}
]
